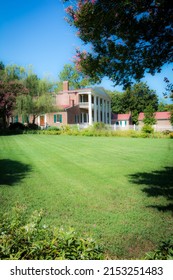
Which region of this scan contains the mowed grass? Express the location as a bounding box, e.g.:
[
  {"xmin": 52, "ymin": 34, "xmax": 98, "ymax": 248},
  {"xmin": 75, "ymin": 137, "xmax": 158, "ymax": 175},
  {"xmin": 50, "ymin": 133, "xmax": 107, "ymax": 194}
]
[{"xmin": 0, "ymin": 134, "xmax": 173, "ymax": 259}]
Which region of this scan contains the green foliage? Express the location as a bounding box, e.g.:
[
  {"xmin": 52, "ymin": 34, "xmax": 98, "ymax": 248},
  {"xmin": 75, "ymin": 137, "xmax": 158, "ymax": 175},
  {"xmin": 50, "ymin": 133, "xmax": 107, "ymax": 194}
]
[
  {"xmin": 109, "ymin": 82, "xmax": 158, "ymax": 124},
  {"xmin": 169, "ymin": 132, "xmax": 173, "ymax": 139},
  {"xmin": 20, "ymin": 124, "xmax": 171, "ymax": 139},
  {"xmin": 58, "ymin": 64, "xmax": 95, "ymax": 89},
  {"xmin": 65, "ymin": 0, "xmax": 172, "ymax": 88},
  {"xmin": 26, "ymin": 123, "xmax": 40, "ymax": 130},
  {"xmin": 25, "ymin": 74, "xmax": 39, "ymax": 96},
  {"xmin": 170, "ymin": 111, "xmax": 173, "ymax": 126},
  {"xmin": 93, "ymin": 122, "xmax": 106, "ymax": 130},
  {"xmin": 141, "ymin": 124, "xmax": 154, "ymax": 134},
  {"xmin": 47, "ymin": 126, "xmax": 60, "ymax": 131},
  {"xmin": 145, "ymin": 239, "xmax": 173, "ymax": 260},
  {"xmin": 3, "ymin": 64, "xmax": 27, "ymax": 81},
  {"xmin": 143, "ymin": 105, "xmax": 156, "ymax": 125},
  {"xmin": 9, "ymin": 122, "xmax": 25, "ymax": 131},
  {"xmin": 106, "ymin": 90, "xmax": 124, "ymax": 114},
  {"xmin": 41, "ymin": 130, "xmax": 61, "ymax": 135},
  {"xmin": 157, "ymin": 100, "xmax": 168, "ymax": 112},
  {"xmin": 0, "ymin": 205, "xmax": 104, "ymax": 260},
  {"xmin": 0, "ymin": 80, "xmax": 28, "ymax": 129},
  {"xmin": 0, "ymin": 135, "xmax": 173, "ymax": 259}
]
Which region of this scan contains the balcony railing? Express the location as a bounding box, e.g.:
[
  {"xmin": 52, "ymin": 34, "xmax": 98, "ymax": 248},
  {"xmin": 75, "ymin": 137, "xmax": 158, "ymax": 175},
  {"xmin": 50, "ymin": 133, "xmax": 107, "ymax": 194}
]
[
  {"xmin": 79, "ymin": 102, "xmax": 95, "ymax": 108},
  {"xmin": 79, "ymin": 102, "xmax": 89, "ymax": 106}
]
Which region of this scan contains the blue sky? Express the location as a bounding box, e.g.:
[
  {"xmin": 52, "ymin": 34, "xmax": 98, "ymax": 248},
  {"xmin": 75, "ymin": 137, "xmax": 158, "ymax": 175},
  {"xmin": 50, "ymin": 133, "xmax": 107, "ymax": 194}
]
[{"xmin": 0, "ymin": 0, "xmax": 172, "ymax": 102}]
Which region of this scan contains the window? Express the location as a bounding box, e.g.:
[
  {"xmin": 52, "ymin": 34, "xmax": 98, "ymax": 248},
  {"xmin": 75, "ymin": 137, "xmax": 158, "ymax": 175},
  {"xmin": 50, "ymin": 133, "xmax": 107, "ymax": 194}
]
[
  {"xmin": 54, "ymin": 114, "xmax": 62, "ymax": 123},
  {"xmin": 75, "ymin": 115, "xmax": 79, "ymax": 123},
  {"xmin": 14, "ymin": 116, "xmax": 18, "ymax": 123}
]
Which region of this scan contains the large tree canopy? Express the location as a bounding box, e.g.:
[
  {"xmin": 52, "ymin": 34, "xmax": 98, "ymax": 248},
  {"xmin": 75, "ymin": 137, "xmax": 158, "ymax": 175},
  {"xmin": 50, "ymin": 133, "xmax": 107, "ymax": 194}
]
[
  {"xmin": 64, "ymin": 0, "xmax": 173, "ymax": 87},
  {"xmin": 108, "ymin": 82, "xmax": 158, "ymax": 123},
  {"xmin": 0, "ymin": 62, "xmax": 56, "ymax": 127},
  {"xmin": 58, "ymin": 63, "xmax": 95, "ymax": 89},
  {"xmin": 16, "ymin": 73, "xmax": 55, "ymax": 124},
  {"xmin": 0, "ymin": 81, "xmax": 28, "ymax": 128}
]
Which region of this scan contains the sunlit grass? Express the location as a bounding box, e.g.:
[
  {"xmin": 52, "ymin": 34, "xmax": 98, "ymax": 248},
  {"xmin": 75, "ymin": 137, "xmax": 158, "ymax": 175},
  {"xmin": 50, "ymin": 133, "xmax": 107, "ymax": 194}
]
[{"xmin": 0, "ymin": 135, "xmax": 173, "ymax": 259}]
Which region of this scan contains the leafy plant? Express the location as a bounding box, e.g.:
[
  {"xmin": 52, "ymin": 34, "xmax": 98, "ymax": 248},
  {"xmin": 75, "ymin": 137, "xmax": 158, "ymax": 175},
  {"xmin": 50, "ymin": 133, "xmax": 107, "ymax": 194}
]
[
  {"xmin": 93, "ymin": 122, "xmax": 106, "ymax": 130},
  {"xmin": 145, "ymin": 239, "xmax": 173, "ymax": 260},
  {"xmin": 141, "ymin": 124, "xmax": 154, "ymax": 134},
  {"xmin": 46, "ymin": 126, "xmax": 60, "ymax": 131},
  {"xmin": 169, "ymin": 132, "xmax": 173, "ymax": 139},
  {"xmin": 0, "ymin": 205, "xmax": 104, "ymax": 260}
]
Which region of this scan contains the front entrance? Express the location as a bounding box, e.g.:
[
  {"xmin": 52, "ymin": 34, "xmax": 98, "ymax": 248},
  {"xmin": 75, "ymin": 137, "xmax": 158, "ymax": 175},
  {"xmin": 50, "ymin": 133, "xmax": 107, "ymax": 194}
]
[{"xmin": 40, "ymin": 115, "xmax": 45, "ymax": 126}]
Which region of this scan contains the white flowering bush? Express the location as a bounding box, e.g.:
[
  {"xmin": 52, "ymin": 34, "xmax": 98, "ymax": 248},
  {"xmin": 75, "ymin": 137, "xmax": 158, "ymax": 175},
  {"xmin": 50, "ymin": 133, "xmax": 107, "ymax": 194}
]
[{"xmin": 0, "ymin": 205, "xmax": 103, "ymax": 260}]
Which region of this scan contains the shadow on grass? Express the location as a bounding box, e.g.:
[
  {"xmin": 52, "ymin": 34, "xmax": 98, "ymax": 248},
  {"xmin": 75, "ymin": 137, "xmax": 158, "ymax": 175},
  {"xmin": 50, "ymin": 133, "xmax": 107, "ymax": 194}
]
[
  {"xmin": 129, "ymin": 166, "xmax": 173, "ymax": 213},
  {"xmin": 0, "ymin": 159, "xmax": 31, "ymax": 186}
]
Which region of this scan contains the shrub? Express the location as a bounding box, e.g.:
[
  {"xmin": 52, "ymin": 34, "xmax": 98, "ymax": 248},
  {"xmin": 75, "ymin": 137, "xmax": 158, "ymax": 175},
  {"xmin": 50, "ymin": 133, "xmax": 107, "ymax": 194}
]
[
  {"xmin": 145, "ymin": 239, "xmax": 173, "ymax": 260},
  {"xmin": 8, "ymin": 122, "xmax": 25, "ymax": 131},
  {"xmin": 141, "ymin": 124, "xmax": 154, "ymax": 134},
  {"xmin": 46, "ymin": 126, "xmax": 60, "ymax": 131},
  {"xmin": 169, "ymin": 132, "xmax": 173, "ymax": 139},
  {"xmin": 0, "ymin": 205, "xmax": 104, "ymax": 260},
  {"xmin": 27, "ymin": 123, "xmax": 40, "ymax": 130},
  {"xmin": 162, "ymin": 130, "xmax": 172, "ymax": 135},
  {"xmin": 61, "ymin": 125, "xmax": 71, "ymax": 132},
  {"xmin": 93, "ymin": 122, "xmax": 106, "ymax": 130}
]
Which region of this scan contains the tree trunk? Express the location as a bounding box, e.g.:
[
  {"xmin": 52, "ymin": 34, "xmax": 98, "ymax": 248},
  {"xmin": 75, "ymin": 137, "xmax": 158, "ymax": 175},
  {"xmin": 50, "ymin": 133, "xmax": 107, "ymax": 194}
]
[{"xmin": 32, "ymin": 115, "xmax": 37, "ymax": 124}]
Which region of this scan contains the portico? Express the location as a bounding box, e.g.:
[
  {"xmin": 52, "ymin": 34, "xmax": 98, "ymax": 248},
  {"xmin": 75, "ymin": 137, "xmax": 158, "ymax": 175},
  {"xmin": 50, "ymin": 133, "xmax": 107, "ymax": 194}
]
[{"xmin": 79, "ymin": 87, "xmax": 111, "ymax": 125}]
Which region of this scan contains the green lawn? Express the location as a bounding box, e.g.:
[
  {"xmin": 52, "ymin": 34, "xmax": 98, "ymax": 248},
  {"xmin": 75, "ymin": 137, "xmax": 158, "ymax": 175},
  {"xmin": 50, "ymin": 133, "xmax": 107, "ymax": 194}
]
[{"xmin": 0, "ymin": 134, "xmax": 173, "ymax": 259}]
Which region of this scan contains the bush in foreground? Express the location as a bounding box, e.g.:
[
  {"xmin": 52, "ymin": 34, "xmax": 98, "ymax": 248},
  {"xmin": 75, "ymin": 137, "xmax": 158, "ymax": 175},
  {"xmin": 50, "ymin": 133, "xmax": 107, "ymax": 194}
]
[
  {"xmin": 145, "ymin": 239, "xmax": 173, "ymax": 260},
  {"xmin": 141, "ymin": 124, "xmax": 154, "ymax": 134},
  {"xmin": 0, "ymin": 205, "xmax": 103, "ymax": 260}
]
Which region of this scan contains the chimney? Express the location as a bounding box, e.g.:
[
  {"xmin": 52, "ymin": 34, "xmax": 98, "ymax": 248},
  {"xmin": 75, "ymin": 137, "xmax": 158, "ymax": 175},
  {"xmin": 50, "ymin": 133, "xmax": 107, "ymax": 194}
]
[{"xmin": 63, "ymin": 81, "xmax": 69, "ymax": 91}]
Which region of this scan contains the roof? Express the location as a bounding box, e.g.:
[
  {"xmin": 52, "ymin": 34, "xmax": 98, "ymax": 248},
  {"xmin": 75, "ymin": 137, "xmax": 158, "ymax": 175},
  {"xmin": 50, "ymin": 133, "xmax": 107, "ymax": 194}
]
[
  {"xmin": 58, "ymin": 105, "xmax": 71, "ymax": 110},
  {"xmin": 155, "ymin": 112, "xmax": 171, "ymax": 120},
  {"xmin": 59, "ymin": 86, "xmax": 110, "ymax": 100},
  {"xmin": 138, "ymin": 111, "xmax": 170, "ymax": 121},
  {"xmin": 112, "ymin": 113, "xmax": 131, "ymax": 121},
  {"xmin": 58, "ymin": 104, "xmax": 79, "ymax": 111},
  {"xmin": 92, "ymin": 87, "xmax": 111, "ymax": 100}
]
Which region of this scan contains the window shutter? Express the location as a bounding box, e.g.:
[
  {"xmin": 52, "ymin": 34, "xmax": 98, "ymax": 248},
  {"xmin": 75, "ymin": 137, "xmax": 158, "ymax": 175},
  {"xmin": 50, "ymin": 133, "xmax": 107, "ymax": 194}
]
[
  {"xmin": 14, "ymin": 116, "xmax": 18, "ymax": 123},
  {"xmin": 60, "ymin": 114, "xmax": 62, "ymax": 123},
  {"xmin": 54, "ymin": 115, "xmax": 56, "ymax": 123}
]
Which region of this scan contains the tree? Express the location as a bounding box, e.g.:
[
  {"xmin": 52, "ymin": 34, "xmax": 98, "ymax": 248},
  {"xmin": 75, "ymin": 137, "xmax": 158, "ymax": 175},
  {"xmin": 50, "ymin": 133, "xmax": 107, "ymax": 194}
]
[
  {"xmin": 106, "ymin": 90, "xmax": 124, "ymax": 113},
  {"xmin": 109, "ymin": 82, "xmax": 158, "ymax": 123},
  {"xmin": 64, "ymin": 0, "xmax": 173, "ymax": 88},
  {"xmin": 158, "ymin": 99, "xmax": 168, "ymax": 112},
  {"xmin": 0, "ymin": 81, "xmax": 28, "ymax": 129},
  {"xmin": 16, "ymin": 75, "xmax": 56, "ymax": 124},
  {"xmin": 58, "ymin": 64, "xmax": 95, "ymax": 89},
  {"xmin": 143, "ymin": 104, "xmax": 156, "ymax": 125},
  {"xmin": 3, "ymin": 64, "xmax": 27, "ymax": 82},
  {"xmin": 25, "ymin": 74, "xmax": 39, "ymax": 96},
  {"xmin": 163, "ymin": 76, "xmax": 173, "ymax": 100}
]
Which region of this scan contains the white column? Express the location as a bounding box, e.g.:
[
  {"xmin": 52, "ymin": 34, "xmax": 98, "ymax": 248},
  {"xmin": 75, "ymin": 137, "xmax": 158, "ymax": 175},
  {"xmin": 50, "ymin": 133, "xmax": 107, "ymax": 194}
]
[
  {"xmin": 109, "ymin": 101, "xmax": 111, "ymax": 124},
  {"xmin": 94, "ymin": 95, "xmax": 97, "ymax": 123},
  {"xmin": 102, "ymin": 99, "xmax": 105, "ymax": 123},
  {"xmin": 82, "ymin": 113, "xmax": 84, "ymax": 123},
  {"xmin": 88, "ymin": 93, "xmax": 92, "ymax": 125},
  {"xmin": 105, "ymin": 100, "xmax": 108, "ymax": 124},
  {"xmin": 98, "ymin": 97, "xmax": 101, "ymax": 122},
  {"xmin": 87, "ymin": 113, "xmax": 89, "ymax": 123},
  {"xmin": 45, "ymin": 114, "xmax": 47, "ymax": 127}
]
